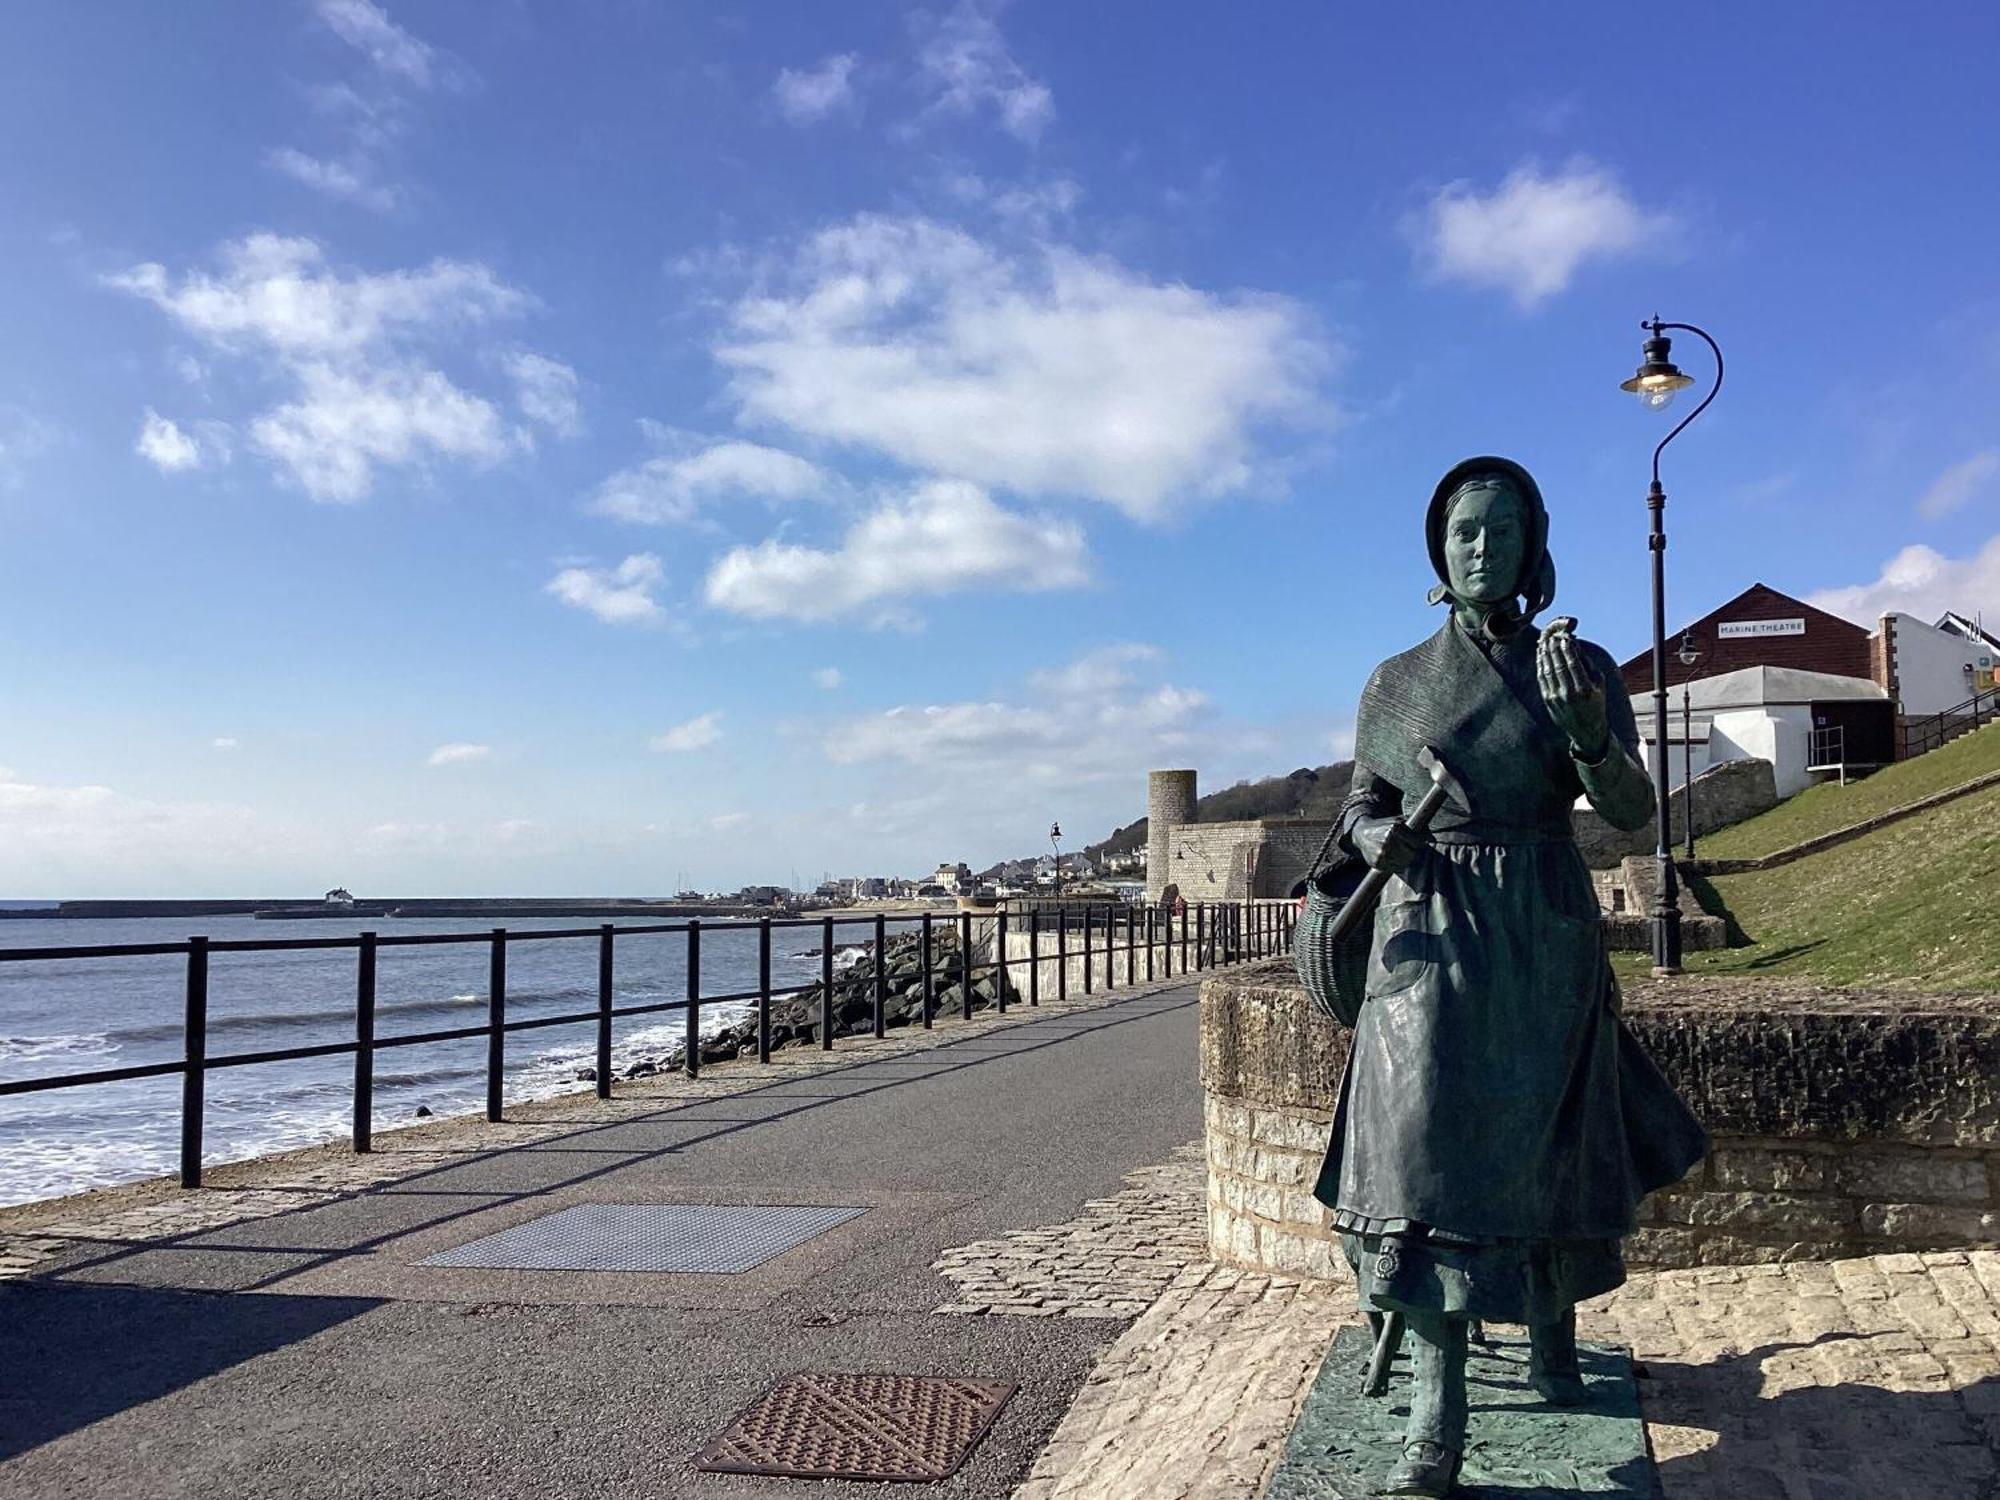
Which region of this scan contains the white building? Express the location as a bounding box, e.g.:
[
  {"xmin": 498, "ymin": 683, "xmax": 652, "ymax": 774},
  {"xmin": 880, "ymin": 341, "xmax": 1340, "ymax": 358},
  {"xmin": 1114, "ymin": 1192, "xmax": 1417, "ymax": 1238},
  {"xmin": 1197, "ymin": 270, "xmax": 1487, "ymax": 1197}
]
[
  {"xmin": 1880, "ymin": 612, "xmax": 1999, "ymax": 715},
  {"xmin": 1634, "ymin": 665, "xmax": 1892, "ymax": 799}
]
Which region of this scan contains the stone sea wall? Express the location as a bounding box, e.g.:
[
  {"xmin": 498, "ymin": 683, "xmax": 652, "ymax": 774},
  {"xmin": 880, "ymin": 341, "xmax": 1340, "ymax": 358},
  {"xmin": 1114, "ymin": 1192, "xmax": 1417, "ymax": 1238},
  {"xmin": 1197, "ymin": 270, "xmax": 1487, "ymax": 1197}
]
[{"xmin": 1201, "ymin": 964, "xmax": 2000, "ymax": 1276}]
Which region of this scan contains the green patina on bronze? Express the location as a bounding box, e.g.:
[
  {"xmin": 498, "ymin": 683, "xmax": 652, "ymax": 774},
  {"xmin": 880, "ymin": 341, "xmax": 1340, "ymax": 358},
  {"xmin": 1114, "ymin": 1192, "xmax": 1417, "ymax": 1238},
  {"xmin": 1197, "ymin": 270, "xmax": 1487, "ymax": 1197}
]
[
  {"xmin": 1267, "ymin": 1327, "xmax": 1660, "ymax": 1499},
  {"xmin": 1292, "ymin": 457, "xmax": 1706, "ymax": 1492}
]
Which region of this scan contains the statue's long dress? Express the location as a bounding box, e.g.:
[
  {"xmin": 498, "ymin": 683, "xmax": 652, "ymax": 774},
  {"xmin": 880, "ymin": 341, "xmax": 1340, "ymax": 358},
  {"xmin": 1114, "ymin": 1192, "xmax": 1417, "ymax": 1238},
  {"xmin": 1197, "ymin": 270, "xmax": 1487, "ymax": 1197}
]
[{"xmin": 1314, "ymin": 615, "xmax": 1708, "ymax": 1325}]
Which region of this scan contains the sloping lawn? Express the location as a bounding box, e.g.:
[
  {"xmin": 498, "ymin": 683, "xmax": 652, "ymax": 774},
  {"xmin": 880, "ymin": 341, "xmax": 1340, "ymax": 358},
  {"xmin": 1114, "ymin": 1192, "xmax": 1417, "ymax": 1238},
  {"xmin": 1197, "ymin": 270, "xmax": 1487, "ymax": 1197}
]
[
  {"xmin": 1697, "ymin": 723, "xmax": 2000, "ymax": 861},
  {"xmin": 1662, "ymin": 780, "xmax": 2000, "ymax": 991}
]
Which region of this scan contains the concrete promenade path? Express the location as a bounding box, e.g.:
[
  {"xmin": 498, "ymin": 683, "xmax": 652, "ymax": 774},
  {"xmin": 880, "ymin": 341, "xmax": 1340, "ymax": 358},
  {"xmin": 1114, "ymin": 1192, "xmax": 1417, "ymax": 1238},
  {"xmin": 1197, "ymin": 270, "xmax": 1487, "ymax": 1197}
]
[{"xmin": 0, "ymin": 976, "xmax": 1208, "ymax": 1500}]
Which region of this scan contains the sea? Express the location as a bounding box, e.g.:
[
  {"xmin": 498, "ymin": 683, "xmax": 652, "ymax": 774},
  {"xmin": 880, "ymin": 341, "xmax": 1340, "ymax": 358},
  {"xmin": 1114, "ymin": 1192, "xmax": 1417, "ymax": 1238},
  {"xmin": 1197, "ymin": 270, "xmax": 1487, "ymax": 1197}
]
[{"xmin": 0, "ymin": 913, "xmax": 875, "ymax": 1208}]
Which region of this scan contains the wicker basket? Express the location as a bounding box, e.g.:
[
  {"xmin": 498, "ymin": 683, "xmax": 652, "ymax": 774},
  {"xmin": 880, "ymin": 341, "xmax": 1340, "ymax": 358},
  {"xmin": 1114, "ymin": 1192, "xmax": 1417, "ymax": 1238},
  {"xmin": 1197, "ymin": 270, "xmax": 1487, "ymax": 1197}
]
[{"xmin": 1294, "ymin": 855, "xmax": 1368, "ymax": 1027}]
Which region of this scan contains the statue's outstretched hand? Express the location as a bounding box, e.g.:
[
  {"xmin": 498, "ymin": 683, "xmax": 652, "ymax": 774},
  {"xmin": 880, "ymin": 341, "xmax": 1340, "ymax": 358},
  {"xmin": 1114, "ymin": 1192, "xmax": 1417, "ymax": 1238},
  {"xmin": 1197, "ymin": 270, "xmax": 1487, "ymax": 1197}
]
[{"xmin": 1537, "ymin": 621, "xmax": 1610, "ymax": 761}]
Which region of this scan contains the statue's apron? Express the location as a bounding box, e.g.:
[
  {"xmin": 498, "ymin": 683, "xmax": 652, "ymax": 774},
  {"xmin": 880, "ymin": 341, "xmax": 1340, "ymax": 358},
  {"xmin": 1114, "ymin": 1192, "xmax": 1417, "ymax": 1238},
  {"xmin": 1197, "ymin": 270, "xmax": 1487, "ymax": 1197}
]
[{"xmin": 1313, "ymin": 620, "xmax": 1706, "ymax": 1318}]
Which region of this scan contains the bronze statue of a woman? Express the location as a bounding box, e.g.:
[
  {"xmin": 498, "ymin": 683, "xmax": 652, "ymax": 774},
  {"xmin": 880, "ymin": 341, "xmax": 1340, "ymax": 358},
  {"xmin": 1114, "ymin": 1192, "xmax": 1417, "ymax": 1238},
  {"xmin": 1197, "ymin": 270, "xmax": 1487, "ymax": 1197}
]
[{"xmin": 1313, "ymin": 457, "xmax": 1708, "ymax": 1496}]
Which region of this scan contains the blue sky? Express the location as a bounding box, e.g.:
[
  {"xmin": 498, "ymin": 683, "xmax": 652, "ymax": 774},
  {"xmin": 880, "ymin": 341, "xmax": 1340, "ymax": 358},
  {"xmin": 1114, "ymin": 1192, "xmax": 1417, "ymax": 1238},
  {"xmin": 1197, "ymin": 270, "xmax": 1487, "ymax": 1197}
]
[{"xmin": 2, "ymin": 1, "xmax": 1997, "ymax": 896}]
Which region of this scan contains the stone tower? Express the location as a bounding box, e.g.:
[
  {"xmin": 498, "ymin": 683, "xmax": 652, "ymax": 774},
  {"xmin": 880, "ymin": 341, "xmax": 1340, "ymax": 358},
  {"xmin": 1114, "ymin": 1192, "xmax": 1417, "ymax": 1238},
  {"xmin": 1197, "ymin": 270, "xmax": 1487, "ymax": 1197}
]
[{"xmin": 1146, "ymin": 769, "xmax": 1197, "ymax": 903}]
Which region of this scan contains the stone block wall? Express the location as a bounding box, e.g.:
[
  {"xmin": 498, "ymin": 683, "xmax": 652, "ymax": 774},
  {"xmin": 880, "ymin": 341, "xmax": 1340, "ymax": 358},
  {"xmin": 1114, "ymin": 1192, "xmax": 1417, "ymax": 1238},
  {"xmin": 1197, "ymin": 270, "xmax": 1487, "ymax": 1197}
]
[
  {"xmin": 1201, "ymin": 965, "xmax": 2000, "ymax": 1276},
  {"xmin": 1161, "ymin": 820, "xmax": 1334, "ymax": 901},
  {"xmin": 1572, "ymin": 756, "xmax": 1778, "ymax": 869}
]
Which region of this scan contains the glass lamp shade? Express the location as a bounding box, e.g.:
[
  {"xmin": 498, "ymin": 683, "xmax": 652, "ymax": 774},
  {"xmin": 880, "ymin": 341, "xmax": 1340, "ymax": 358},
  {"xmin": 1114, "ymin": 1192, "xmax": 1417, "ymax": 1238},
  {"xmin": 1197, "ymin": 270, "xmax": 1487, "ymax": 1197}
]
[{"xmin": 1621, "ymin": 330, "xmax": 1696, "ymax": 410}]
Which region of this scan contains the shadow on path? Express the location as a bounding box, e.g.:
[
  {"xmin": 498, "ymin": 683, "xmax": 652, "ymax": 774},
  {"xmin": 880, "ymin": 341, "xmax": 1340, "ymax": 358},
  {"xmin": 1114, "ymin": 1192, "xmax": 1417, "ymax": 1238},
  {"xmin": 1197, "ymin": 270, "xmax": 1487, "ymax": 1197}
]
[
  {"xmin": 0, "ymin": 1281, "xmax": 379, "ymax": 1461},
  {"xmin": 33, "ymin": 987, "xmax": 1198, "ymax": 1296},
  {"xmin": 1643, "ymin": 1335, "xmax": 2000, "ymax": 1499}
]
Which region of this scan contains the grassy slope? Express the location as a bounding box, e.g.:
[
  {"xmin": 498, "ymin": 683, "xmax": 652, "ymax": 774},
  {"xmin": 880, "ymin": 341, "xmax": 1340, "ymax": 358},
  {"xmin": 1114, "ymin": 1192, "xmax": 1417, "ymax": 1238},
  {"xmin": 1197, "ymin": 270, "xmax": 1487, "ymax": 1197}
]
[
  {"xmin": 1698, "ymin": 724, "xmax": 2000, "ymax": 860},
  {"xmin": 1622, "ymin": 725, "xmax": 2000, "ymax": 991}
]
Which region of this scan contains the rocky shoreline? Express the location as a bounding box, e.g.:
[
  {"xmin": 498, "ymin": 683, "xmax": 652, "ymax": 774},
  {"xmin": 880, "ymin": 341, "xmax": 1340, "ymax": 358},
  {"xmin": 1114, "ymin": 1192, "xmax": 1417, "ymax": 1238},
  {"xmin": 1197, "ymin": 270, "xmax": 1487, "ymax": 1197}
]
[{"xmin": 583, "ymin": 926, "xmax": 1023, "ymax": 1082}]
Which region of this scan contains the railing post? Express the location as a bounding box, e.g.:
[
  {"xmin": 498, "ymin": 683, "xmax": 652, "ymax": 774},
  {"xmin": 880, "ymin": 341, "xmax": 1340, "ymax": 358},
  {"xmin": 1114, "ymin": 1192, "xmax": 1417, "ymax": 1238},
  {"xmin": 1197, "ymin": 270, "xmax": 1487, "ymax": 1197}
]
[
  {"xmin": 820, "ymin": 912, "xmax": 836, "ymax": 1048},
  {"xmin": 353, "ymin": 931, "xmax": 376, "ymax": 1153},
  {"xmin": 1196, "ymin": 904, "xmax": 1206, "ymax": 971},
  {"xmin": 1180, "ymin": 904, "xmax": 1188, "ymax": 972},
  {"xmin": 486, "ymin": 928, "xmax": 506, "ymax": 1123},
  {"xmin": 596, "ymin": 925, "xmax": 614, "ymax": 1098},
  {"xmin": 685, "ymin": 919, "xmax": 702, "ymax": 1079},
  {"xmin": 757, "ymin": 917, "xmax": 773, "ymax": 1063},
  {"xmin": 1028, "ymin": 909, "xmax": 1040, "ymax": 1006},
  {"xmin": 1058, "ymin": 910, "xmax": 1068, "ymax": 1001},
  {"xmin": 921, "ymin": 911, "xmax": 935, "ymax": 1028},
  {"xmin": 872, "ymin": 912, "xmax": 887, "ymax": 1039},
  {"xmin": 1125, "ymin": 906, "xmax": 1135, "ymax": 986},
  {"xmin": 180, "ymin": 935, "xmax": 208, "ymax": 1188},
  {"xmin": 1082, "ymin": 908, "xmax": 1093, "ymax": 995},
  {"xmin": 959, "ymin": 910, "xmax": 973, "ymax": 1020},
  {"xmin": 995, "ymin": 909, "xmax": 1009, "ymax": 1013},
  {"xmin": 1146, "ymin": 906, "xmax": 1155, "ymax": 982}
]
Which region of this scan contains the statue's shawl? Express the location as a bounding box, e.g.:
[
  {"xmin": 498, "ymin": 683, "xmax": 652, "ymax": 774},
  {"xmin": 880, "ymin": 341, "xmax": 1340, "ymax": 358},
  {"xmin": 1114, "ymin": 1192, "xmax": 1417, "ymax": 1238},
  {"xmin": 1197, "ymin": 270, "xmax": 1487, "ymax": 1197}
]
[{"xmin": 1353, "ymin": 618, "xmax": 1578, "ymax": 831}]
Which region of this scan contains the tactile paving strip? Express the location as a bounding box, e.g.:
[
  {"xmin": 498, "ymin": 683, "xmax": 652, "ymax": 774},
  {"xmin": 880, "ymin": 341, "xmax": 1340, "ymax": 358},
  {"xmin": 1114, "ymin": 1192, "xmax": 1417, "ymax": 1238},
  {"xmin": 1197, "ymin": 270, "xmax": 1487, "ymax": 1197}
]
[
  {"xmin": 693, "ymin": 1372, "xmax": 1016, "ymax": 1482},
  {"xmin": 419, "ymin": 1203, "xmax": 866, "ymax": 1273}
]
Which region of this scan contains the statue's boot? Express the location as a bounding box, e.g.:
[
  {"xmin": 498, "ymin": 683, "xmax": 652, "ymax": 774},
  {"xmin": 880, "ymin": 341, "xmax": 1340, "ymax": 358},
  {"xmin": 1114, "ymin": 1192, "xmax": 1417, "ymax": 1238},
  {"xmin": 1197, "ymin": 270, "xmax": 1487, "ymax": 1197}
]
[
  {"xmin": 1379, "ymin": 1313, "xmax": 1466, "ymax": 1497},
  {"xmin": 1528, "ymin": 1307, "xmax": 1588, "ymax": 1406}
]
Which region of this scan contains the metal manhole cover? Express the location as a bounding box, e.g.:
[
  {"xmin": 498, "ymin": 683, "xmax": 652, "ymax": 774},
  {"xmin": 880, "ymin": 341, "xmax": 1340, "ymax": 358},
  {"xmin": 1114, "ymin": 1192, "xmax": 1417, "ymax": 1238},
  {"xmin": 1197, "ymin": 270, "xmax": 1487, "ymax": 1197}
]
[
  {"xmin": 693, "ymin": 1373, "xmax": 1015, "ymax": 1482},
  {"xmin": 419, "ymin": 1204, "xmax": 866, "ymax": 1273}
]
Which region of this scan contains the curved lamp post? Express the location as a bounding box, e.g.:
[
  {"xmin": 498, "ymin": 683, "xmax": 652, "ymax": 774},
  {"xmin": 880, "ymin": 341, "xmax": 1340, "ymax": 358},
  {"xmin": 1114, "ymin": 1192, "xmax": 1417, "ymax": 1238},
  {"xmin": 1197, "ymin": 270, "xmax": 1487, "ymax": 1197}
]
[
  {"xmin": 1677, "ymin": 629, "xmax": 1704, "ymax": 861},
  {"xmin": 1620, "ymin": 317, "xmax": 1723, "ymax": 975},
  {"xmin": 1049, "ymin": 821, "xmax": 1063, "ymax": 898}
]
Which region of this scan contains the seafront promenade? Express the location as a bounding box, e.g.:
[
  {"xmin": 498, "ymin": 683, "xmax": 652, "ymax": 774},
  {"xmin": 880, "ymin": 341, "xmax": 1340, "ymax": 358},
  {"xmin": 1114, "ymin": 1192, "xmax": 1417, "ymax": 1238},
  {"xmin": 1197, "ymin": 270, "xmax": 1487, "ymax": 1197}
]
[{"xmin": 5, "ymin": 965, "xmax": 1999, "ymax": 1497}]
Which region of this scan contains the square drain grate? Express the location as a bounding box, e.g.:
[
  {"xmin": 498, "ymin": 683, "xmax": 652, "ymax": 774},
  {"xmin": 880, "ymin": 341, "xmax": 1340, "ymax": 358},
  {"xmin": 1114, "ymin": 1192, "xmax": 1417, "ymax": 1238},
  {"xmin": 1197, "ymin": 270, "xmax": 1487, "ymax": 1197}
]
[
  {"xmin": 420, "ymin": 1203, "xmax": 866, "ymax": 1273},
  {"xmin": 693, "ymin": 1372, "xmax": 1015, "ymax": 1482}
]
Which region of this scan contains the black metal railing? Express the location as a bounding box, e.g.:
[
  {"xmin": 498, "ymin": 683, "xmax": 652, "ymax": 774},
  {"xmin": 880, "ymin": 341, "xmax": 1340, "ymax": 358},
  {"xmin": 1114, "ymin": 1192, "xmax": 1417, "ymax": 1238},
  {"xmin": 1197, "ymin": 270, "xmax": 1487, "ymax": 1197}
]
[
  {"xmin": 1899, "ymin": 685, "xmax": 2000, "ymax": 760},
  {"xmin": 0, "ymin": 899, "xmax": 1297, "ymax": 1189}
]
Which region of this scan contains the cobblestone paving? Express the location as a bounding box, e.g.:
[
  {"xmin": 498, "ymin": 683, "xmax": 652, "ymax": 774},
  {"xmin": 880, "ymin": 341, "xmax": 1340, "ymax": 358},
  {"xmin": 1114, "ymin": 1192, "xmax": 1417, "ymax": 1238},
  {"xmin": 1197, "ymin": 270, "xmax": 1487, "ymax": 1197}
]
[
  {"xmin": 0, "ymin": 973, "xmax": 1196, "ymax": 1282},
  {"xmin": 1016, "ymin": 1248, "xmax": 2000, "ymax": 1500},
  {"xmin": 1012, "ymin": 1263, "xmax": 1348, "ymax": 1499},
  {"xmin": 932, "ymin": 1142, "xmax": 1208, "ymax": 1318}
]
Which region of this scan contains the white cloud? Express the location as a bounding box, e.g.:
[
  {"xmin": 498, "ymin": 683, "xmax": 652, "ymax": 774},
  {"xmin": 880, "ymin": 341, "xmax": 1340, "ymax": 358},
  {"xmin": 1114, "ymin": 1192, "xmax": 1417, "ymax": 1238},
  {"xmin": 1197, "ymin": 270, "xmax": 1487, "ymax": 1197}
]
[
  {"xmin": 823, "ymin": 643, "xmax": 1212, "ymax": 788},
  {"xmin": 703, "ymin": 478, "xmax": 1088, "ymax": 625},
  {"xmin": 592, "ymin": 439, "xmax": 827, "ymax": 524},
  {"xmin": 108, "ymin": 235, "xmax": 546, "ymax": 502},
  {"xmin": 108, "ymin": 235, "xmax": 527, "ymax": 359},
  {"xmin": 250, "ymin": 362, "xmax": 509, "ymax": 502},
  {"xmin": 135, "ymin": 410, "xmax": 202, "ymax": 472},
  {"xmin": 507, "ymin": 351, "xmax": 581, "ymax": 437},
  {"xmin": 813, "ymin": 667, "xmax": 843, "ymax": 689},
  {"xmin": 710, "ymin": 811, "xmax": 750, "ymax": 832},
  {"xmin": 774, "ymin": 53, "xmax": 859, "ymax": 123},
  {"xmin": 1917, "ymin": 450, "xmax": 1999, "ymax": 521},
  {"xmin": 1808, "ymin": 534, "xmax": 2000, "ymax": 627},
  {"xmin": 545, "ymin": 553, "xmax": 668, "ymax": 626},
  {"xmin": 0, "ymin": 766, "xmax": 289, "ymax": 891},
  {"xmin": 717, "ymin": 214, "xmax": 1323, "ymax": 521},
  {"xmin": 211, "ymin": 737, "xmax": 240, "ymax": 751},
  {"xmin": 650, "ymin": 711, "xmax": 723, "ymax": 752},
  {"xmin": 266, "ymin": 147, "xmax": 399, "ymax": 211},
  {"xmin": 426, "ymin": 742, "xmax": 492, "ymax": 766},
  {"xmin": 912, "ymin": 1, "xmax": 1053, "ymax": 143},
  {"xmin": 1418, "ymin": 159, "xmax": 1669, "ymax": 310},
  {"xmin": 314, "ymin": 0, "xmax": 434, "ymax": 88}
]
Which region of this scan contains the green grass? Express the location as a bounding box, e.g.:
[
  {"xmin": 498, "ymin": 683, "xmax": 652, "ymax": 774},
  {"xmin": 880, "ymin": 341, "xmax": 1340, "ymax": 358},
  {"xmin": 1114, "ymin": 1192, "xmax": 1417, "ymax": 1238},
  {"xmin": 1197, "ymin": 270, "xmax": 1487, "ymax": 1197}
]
[
  {"xmin": 1615, "ymin": 776, "xmax": 2000, "ymax": 992},
  {"xmin": 1697, "ymin": 724, "xmax": 2000, "ymax": 861}
]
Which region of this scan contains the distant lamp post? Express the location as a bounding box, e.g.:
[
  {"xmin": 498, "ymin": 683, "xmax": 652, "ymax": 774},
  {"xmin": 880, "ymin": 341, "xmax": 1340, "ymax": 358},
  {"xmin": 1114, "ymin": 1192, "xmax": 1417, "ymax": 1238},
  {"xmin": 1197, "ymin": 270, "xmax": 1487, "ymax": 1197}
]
[
  {"xmin": 1049, "ymin": 821, "xmax": 1063, "ymax": 897},
  {"xmin": 1620, "ymin": 315, "xmax": 1724, "ymax": 976},
  {"xmin": 1677, "ymin": 630, "xmax": 1705, "ymax": 861}
]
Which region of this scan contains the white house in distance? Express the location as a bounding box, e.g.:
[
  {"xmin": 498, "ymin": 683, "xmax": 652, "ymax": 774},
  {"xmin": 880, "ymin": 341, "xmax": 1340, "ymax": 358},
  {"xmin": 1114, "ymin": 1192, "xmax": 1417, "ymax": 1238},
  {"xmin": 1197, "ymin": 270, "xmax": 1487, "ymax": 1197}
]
[{"xmin": 1632, "ymin": 666, "xmax": 1890, "ymax": 799}]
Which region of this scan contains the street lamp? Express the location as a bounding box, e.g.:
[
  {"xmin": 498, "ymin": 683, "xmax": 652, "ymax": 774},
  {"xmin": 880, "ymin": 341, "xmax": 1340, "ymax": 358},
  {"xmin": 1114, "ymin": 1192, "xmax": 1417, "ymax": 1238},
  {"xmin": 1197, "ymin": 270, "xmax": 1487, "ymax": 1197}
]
[
  {"xmin": 1049, "ymin": 821, "xmax": 1063, "ymax": 898},
  {"xmin": 1620, "ymin": 316, "xmax": 1724, "ymax": 975},
  {"xmin": 1677, "ymin": 630, "xmax": 1705, "ymax": 861}
]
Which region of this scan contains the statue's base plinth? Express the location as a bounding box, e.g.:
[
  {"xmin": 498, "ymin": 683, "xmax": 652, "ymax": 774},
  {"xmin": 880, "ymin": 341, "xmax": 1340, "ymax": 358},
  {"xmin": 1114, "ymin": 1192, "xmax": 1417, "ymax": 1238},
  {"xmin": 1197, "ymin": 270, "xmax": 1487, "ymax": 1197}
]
[{"xmin": 1267, "ymin": 1325, "xmax": 1659, "ymax": 1498}]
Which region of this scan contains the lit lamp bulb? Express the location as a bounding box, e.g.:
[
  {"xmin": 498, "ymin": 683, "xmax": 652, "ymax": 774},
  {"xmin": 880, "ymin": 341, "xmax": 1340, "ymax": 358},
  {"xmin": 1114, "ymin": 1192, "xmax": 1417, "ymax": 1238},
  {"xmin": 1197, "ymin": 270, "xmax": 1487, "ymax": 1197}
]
[{"xmin": 1621, "ymin": 328, "xmax": 1695, "ymax": 410}]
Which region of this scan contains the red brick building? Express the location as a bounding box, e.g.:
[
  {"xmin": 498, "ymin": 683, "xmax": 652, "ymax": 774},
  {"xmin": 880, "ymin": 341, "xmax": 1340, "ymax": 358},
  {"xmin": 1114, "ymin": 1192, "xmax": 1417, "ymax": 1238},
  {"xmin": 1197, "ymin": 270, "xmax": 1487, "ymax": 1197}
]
[{"xmin": 1619, "ymin": 583, "xmax": 1874, "ymax": 697}]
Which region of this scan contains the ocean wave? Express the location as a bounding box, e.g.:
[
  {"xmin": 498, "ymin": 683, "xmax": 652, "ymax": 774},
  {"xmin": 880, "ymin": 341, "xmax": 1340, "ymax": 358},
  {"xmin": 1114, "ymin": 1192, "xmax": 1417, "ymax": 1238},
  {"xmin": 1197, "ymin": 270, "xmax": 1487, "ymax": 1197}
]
[
  {"xmin": 0, "ymin": 1031, "xmax": 116, "ymax": 1064},
  {"xmin": 95, "ymin": 985, "xmax": 601, "ymax": 1047}
]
